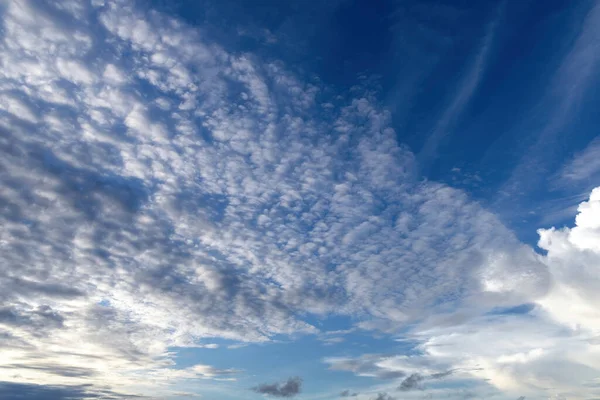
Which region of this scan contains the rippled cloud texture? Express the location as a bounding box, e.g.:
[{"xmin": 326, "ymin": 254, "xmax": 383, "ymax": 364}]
[{"xmin": 0, "ymin": 1, "xmax": 599, "ymax": 399}]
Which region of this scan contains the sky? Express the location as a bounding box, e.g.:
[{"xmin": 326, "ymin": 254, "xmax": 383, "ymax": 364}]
[{"xmin": 0, "ymin": 0, "xmax": 599, "ymax": 399}]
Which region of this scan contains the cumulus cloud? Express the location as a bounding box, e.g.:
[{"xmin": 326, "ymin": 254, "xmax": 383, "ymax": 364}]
[
  {"xmin": 537, "ymin": 187, "xmax": 600, "ymax": 331},
  {"xmin": 340, "ymin": 389, "xmax": 358, "ymax": 397},
  {"xmin": 328, "ymin": 187, "xmax": 600, "ymax": 399},
  {"xmin": 252, "ymin": 377, "xmax": 302, "ymax": 398}
]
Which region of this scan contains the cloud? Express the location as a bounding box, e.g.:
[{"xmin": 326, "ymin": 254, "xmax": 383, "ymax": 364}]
[
  {"xmin": 252, "ymin": 377, "xmax": 302, "ymax": 398},
  {"xmin": 408, "ymin": 312, "xmax": 600, "ymax": 397},
  {"xmin": 430, "ymin": 370, "xmax": 454, "ymax": 379},
  {"xmin": 325, "ymin": 187, "xmax": 600, "ymax": 398},
  {"xmin": 417, "ymin": 3, "xmax": 503, "ymax": 167},
  {"xmin": 196, "ymin": 343, "xmax": 220, "ymax": 349},
  {"xmin": 326, "ymin": 354, "xmax": 454, "ymax": 393},
  {"xmin": 2, "ymin": 364, "xmax": 95, "ymax": 378},
  {"xmin": 325, "ymin": 354, "xmax": 406, "ymax": 380},
  {"xmin": 537, "ymin": 187, "xmax": 600, "ymax": 331},
  {"xmin": 372, "ymin": 393, "xmax": 395, "ymax": 400},
  {"xmin": 319, "ymin": 336, "xmax": 346, "ymax": 345},
  {"xmin": 188, "ymin": 364, "xmax": 241, "ymax": 378},
  {"xmin": 0, "ymin": 381, "xmax": 144, "ymax": 400},
  {"xmin": 171, "ymin": 392, "xmax": 202, "ymax": 398},
  {"xmin": 340, "ymin": 389, "xmax": 358, "ymax": 397},
  {"xmin": 0, "ymin": 0, "xmax": 586, "ymax": 398},
  {"xmin": 558, "ymin": 137, "xmax": 600, "ymax": 185},
  {"xmin": 398, "ymin": 373, "xmax": 425, "ymax": 391},
  {"xmin": 0, "ymin": 305, "xmax": 64, "ymax": 330}
]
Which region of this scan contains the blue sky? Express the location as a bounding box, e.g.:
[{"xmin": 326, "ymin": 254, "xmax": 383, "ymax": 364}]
[{"xmin": 0, "ymin": 0, "xmax": 599, "ymax": 399}]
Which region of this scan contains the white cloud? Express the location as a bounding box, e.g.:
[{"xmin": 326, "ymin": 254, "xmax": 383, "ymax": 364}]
[
  {"xmin": 55, "ymin": 58, "xmax": 95, "ymax": 85},
  {"xmin": 197, "ymin": 343, "xmax": 220, "ymax": 349},
  {"xmin": 559, "ymin": 137, "xmax": 600, "ymax": 184},
  {"xmin": 103, "ymin": 64, "xmax": 127, "ymax": 85},
  {"xmin": 0, "ymin": 95, "xmax": 38, "ymax": 123},
  {"xmin": 328, "ymin": 187, "xmax": 600, "ymax": 399},
  {"xmin": 537, "ymin": 187, "xmax": 600, "ymax": 332}
]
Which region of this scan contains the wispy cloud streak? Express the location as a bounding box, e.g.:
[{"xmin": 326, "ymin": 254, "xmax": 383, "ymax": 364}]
[{"xmin": 418, "ymin": 3, "xmax": 504, "ymax": 168}]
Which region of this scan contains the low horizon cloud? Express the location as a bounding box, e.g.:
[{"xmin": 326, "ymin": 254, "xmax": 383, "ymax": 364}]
[{"xmin": 252, "ymin": 377, "xmax": 303, "ymax": 398}]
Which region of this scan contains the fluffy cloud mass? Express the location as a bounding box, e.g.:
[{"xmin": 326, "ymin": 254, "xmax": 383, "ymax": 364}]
[
  {"xmin": 0, "ymin": 0, "xmax": 598, "ymax": 398},
  {"xmin": 538, "ymin": 187, "xmax": 600, "ymax": 332},
  {"xmin": 325, "ymin": 188, "xmax": 600, "ymax": 399}
]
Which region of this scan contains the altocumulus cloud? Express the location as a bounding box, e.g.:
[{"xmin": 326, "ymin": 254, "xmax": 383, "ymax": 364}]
[{"xmin": 0, "ymin": 0, "xmax": 598, "ymax": 399}]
